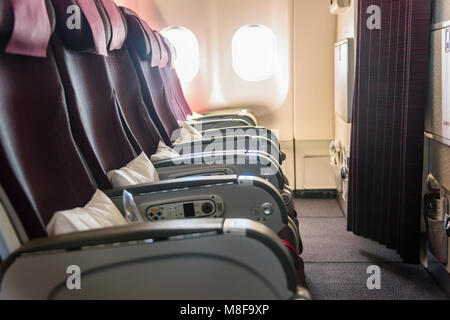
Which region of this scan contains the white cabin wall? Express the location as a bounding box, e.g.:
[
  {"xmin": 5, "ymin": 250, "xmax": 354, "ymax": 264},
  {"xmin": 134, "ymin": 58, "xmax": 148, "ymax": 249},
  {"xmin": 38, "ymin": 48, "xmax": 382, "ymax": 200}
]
[
  {"xmin": 293, "ymin": 0, "xmax": 336, "ymax": 190},
  {"xmin": 115, "ymin": 0, "xmax": 337, "ymax": 190}
]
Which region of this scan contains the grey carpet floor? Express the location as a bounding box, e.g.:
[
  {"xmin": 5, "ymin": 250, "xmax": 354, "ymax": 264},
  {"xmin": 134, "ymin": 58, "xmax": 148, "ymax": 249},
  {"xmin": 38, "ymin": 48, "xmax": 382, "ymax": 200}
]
[{"xmin": 295, "ymin": 199, "xmax": 448, "ymax": 300}]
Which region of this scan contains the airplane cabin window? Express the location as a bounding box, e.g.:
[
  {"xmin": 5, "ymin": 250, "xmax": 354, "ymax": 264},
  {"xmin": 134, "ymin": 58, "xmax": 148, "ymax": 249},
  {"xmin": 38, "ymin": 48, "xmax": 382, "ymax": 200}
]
[
  {"xmin": 161, "ymin": 26, "xmax": 200, "ymax": 82},
  {"xmin": 232, "ymin": 25, "xmax": 277, "ymax": 82}
]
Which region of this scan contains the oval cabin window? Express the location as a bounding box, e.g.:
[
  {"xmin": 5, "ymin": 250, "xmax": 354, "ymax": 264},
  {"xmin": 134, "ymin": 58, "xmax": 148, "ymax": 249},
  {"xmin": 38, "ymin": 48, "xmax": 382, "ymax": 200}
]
[
  {"xmin": 161, "ymin": 27, "xmax": 200, "ymax": 82},
  {"xmin": 232, "ymin": 25, "xmax": 277, "ymax": 82}
]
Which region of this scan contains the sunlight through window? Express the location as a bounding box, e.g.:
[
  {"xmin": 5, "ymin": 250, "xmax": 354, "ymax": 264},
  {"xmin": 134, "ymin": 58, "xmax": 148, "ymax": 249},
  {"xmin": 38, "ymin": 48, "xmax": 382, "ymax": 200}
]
[
  {"xmin": 161, "ymin": 27, "xmax": 200, "ymax": 83},
  {"xmin": 232, "ymin": 25, "xmax": 277, "ymax": 82}
]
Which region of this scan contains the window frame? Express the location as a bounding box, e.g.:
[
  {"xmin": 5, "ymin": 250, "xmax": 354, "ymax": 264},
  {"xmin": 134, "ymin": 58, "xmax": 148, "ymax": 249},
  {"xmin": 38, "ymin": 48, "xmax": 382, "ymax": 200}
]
[{"xmin": 232, "ymin": 24, "xmax": 277, "ymax": 82}]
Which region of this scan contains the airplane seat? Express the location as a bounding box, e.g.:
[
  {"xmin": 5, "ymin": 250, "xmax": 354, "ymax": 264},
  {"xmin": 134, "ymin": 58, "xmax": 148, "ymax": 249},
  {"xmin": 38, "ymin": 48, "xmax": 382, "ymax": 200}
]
[
  {"xmin": 72, "ymin": 1, "xmax": 290, "ymax": 191},
  {"xmin": 120, "ymin": 6, "xmax": 288, "ymax": 184},
  {"xmin": 50, "ymin": 0, "xmax": 303, "ymax": 250},
  {"xmin": 119, "ymin": 8, "xmax": 285, "ymax": 161},
  {"xmin": 157, "ymin": 29, "xmax": 283, "ymax": 149},
  {"xmin": 52, "ymin": 0, "xmax": 138, "ymax": 191},
  {"xmin": 0, "ymin": 0, "xmax": 96, "ymax": 240},
  {"xmin": 106, "ymin": 3, "xmax": 300, "ymax": 235},
  {"xmin": 121, "ymin": 9, "xmax": 183, "ymax": 146},
  {"xmin": 151, "ymin": 31, "xmax": 284, "ymax": 152},
  {"xmin": 99, "ymin": 2, "xmax": 169, "ymax": 158},
  {"xmin": 103, "ymin": 0, "xmax": 301, "ymax": 254},
  {"xmin": 0, "ymin": 0, "xmax": 309, "ymax": 299},
  {"xmin": 85, "ymin": 0, "xmax": 302, "ymax": 253},
  {"xmin": 53, "ymin": 2, "xmax": 281, "ymax": 190}
]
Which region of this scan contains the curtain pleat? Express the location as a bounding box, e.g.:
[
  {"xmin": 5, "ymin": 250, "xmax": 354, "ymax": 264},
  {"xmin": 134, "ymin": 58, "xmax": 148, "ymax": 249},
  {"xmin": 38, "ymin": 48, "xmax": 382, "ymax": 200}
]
[{"xmin": 348, "ymin": 0, "xmax": 432, "ymax": 263}]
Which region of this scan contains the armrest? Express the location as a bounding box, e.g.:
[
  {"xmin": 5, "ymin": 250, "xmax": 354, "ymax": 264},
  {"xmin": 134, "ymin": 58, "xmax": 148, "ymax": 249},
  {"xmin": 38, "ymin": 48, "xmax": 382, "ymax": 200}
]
[
  {"xmin": 1, "ymin": 219, "xmax": 304, "ymax": 300},
  {"xmin": 189, "ymin": 117, "xmax": 252, "ymax": 127},
  {"xmin": 191, "ymin": 114, "xmax": 256, "ymax": 127},
  {"xmin": 104, "ymin": 174, "xmax": 287, "ymax": 221},
  {"xmin": 172, "ymin": 136, "xmax": 281, "ymax": 164},
  {"xmin": 104, "ymin": 175, "xmax": 242, "ymax": 198},
  {"xmin": 0, "ymin": 218, "xmax": 224, "ymax": 286},
  {"xmin": 188, "ymin": 118, "xmax": 251, "ymax": 126},
  {"xmin": 199, "ymin": 109, "xmax": 258, "ymax": 126},
  {"xmin": 202, "ymin": 126, "xmax": 281, "ymax": 147},
  {"xmin": 104, "ymin": 174, "xmax": 288, "ymax": 230},
  {"xmin": 151, "ymin": 151, "xmax": 284, "ymax": 190},
  {"xmin": 6, "ymin": 219, "xmax": 224, "ymax": 260},
  {"xmin": 190, "ymin": 119, "xmax": 251, "ymax": 131}
]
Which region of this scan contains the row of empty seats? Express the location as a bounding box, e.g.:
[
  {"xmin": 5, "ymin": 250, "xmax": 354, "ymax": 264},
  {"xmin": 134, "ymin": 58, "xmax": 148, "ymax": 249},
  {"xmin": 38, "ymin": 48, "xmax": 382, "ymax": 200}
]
[{"xmin": 0, "ymin": 0, "xmax": 308, "ymax": 299}]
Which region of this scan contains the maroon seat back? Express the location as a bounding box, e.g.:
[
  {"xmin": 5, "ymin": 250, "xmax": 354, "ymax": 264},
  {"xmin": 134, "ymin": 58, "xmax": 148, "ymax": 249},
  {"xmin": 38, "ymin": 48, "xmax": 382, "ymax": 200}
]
[
  {"xmin": 122, "ymin": 8, "xmax": 181, "ymax": 144},
  {"xmin": 0, "ymin": 0, "xmax": 96, "ymax": 239},
  {"xmin": 162, "ymin": 36, "xmax": 193, "ymax": 118},
  {"xmin": 99, "ymin": 1, "xmax": 162, "ymax": 156},
  {"xmin": 155, "ymin": 31, "xmax": 192, "ymax": 120},
  {"xmin": 51, "ymin": 0, "xmax": 137, "ymax": 190}
]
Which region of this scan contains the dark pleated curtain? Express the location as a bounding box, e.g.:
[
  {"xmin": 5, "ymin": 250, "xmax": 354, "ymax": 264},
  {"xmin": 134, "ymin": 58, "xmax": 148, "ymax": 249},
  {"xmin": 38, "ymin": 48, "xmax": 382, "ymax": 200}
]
[{"xmin": 348, "ymin": 0, "xmax": 432, "ymax": 263}]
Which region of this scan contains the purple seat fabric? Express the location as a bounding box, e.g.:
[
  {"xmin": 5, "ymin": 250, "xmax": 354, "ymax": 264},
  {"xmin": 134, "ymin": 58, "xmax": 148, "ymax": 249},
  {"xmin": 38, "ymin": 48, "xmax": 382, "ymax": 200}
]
[
  {"xmin": 0, "ymin": 0, "xmax": 96, "ymax": 239},
  {"xmin": 77, "ymin": 0, "xmax": 107, "ymax": 56},
  {"xmin": 156, "ymin": 32, "xmax": 192, "ymax": 120},
  {"xmin": 100, "ymin": 1, "xmax": 163, "ymax": 156},
  {"xmin": 154, "ymin": 30, "xmax": 169, "ymax": 69},
  {"xmin": 5, "ymin": 0, "xmax": 52, "ymax": 58},
  {"xmin": 122, "ymin": 7, "xmax": 181, "ymax": 144},
  {"xmin": 137, "ymin": 15, "xmax": 160, "ymax": 68},
  {"xmin": 154, "ymin": 31, "xmax": 188, "ymax": 122},
  {"xmin": 99, "ymin": 0, "xmax": 126, "ymax": 50},
  {"xmin": 51, "ymin": 0, "xmax": 137, "ymax": 190}
]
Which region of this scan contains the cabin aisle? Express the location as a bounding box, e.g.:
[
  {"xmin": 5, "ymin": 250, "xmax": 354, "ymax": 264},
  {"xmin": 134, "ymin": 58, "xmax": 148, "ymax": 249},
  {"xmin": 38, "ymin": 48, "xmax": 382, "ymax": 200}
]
[{"xmin": 296, "ymin": 199, "xmax": 448, "ymax": 300}]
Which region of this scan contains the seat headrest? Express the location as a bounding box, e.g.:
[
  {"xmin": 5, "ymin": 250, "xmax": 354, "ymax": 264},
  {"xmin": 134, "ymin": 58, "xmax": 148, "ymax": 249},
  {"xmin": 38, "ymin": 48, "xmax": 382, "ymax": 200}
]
[
  {"xmin": 154, "ymin": 30, "xmax": 169, "ymax": 68},
  {"xmin": 144, "ymin": 22, "xmax": 161, "ymax": 67},
  {"xmin": 2, "ymin": 0, "xmax": 56, "ymax": 57},
  {"xmin": 98, "ymin": 0, "xmax": 127, "ymax": 51},
  {"xmin": 161, "ymin": 35, "xmax": 176, "ymax": 69},
  {"xmin": 120, "ymin": 7, "xmax": 160, "ymax": 67},
  {"xmin": 53, "ymin": 0, "xmax": 110, "ymax": 56},
  {"xmin": 120, "ymin": 7, "xmax": 149, "ymax": 59}
]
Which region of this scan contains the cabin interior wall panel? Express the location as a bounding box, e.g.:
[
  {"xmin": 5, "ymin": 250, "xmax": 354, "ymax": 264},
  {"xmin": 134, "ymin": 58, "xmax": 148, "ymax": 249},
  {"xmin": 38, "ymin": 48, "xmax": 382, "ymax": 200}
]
[
  {"xmin": 293, "ymin": 0, "xmax": 336, "ymax": 190},
  {"xmin": 426, "ymin": 27, "xmax": 444, "ymax": 138},
  {"xmin": 348, "ymin": 0, "xmax": 433, "ymax": 263},
  {"xmin": 293, "ymin": 0, "xmax": 336, "ymax": 141},
  {"xmin": 295, "ymin": 140, "xmax": 336, "ymax": 190}
]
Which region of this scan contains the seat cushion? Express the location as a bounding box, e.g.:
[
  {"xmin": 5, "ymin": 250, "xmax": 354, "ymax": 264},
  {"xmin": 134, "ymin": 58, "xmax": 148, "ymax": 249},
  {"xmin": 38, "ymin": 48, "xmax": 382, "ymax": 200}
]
[
  {"xmin": 150, "ymin": 141, "xmax": 180, "ymax": 163},
  {"xmin": 46, "ymin": 190, "xmax": 127, "ymax": 236},
  {"xmin": 174, "ymin": 121, "xmax": 203, "ymax": 145},
  {"xmin": 107, "ymin": 152, "xmax": 159, "ymax": 188}
]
